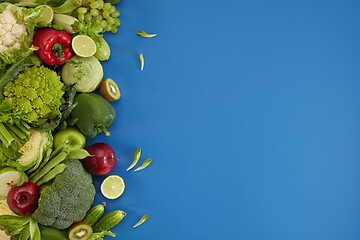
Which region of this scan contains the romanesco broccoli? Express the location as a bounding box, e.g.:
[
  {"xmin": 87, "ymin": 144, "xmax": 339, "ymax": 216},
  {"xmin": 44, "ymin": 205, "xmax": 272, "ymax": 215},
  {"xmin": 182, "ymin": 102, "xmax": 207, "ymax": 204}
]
[
  {"xmin": 3, "ymin": 65, "xmax": 65, "ymax": 126},
  {"xmin": 32, "ymin": 159, "xmax": 95, "ymax": 229}
]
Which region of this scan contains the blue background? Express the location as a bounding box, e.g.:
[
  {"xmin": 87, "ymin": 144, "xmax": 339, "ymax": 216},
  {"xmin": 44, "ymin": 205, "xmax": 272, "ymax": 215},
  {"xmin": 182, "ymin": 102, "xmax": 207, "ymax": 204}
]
[{"xmin": 88, "ymin": 0, "xmax": 360, "ymax": 239}]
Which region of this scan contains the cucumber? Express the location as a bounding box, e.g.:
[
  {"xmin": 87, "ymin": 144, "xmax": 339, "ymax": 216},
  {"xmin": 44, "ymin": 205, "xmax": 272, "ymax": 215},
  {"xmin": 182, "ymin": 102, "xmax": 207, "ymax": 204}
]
[
  {"xmin": 93, "ymin": 210, "xmax": 125, "ymax": 232},
  {"xmin": 83, "ymin": 204, "xmax": 105, "ymax": 227}
]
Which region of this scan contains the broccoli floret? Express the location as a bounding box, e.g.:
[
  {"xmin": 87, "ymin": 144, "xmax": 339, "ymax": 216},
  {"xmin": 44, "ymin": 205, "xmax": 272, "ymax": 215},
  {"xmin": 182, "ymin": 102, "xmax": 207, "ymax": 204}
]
[
  {"xmin": 32, "ymin": 159, "xmax": 96, "ymax": 229},
  {"xmin": 3, "ymin": 65, "xmax": 66, "ymax": 126}
]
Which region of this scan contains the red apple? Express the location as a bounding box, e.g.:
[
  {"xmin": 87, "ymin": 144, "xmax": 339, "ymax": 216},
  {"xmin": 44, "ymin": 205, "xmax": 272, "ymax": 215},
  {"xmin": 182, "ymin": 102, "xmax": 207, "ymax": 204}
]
[
  {"xmin": 7, "ymin": 182, "xmax": 41, "ymax": 216},
  {"xmin": 83, "ymin": 143, "xmax": 117, "ymax": 175}
]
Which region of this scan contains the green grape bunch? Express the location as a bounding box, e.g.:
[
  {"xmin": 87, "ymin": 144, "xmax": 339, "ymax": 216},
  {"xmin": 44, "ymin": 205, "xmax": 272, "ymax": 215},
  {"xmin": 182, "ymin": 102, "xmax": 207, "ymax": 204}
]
[{"xmin": 77, "ymin": 0, "xmax": 121, "ymax": 33}]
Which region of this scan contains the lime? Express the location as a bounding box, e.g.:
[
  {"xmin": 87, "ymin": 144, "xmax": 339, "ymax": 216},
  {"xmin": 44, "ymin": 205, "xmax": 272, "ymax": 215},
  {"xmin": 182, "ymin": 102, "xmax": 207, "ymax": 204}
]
[
  {"xmin": 35, "ymin": 5, "xmax": 54, "ymax": 24},
  {"xmin": 72, "ymin": 35, "xmax": 97, "ymax": 58},
  {"xmin": 101, "ymin": 175, "xmax": 125, "ymax": 199}
]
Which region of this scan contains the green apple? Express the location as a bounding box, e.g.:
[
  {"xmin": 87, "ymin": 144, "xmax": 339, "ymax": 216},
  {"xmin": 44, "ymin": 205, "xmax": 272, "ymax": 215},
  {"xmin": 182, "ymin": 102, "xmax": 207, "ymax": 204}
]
[
  {"xmin": 54, "ymin": 127, "xmax": 86, "ymax": 150},
  {"xmin": 0, "ymin": 167, "xmax": 28, "ymax": 197}
]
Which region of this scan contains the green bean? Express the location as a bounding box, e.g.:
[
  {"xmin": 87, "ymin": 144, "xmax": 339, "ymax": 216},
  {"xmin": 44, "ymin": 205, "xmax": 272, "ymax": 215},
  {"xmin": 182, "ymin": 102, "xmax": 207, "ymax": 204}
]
[
  {"xmin": 29, "ymin": 143, "xmax": 67, "ymax": 180},
  {"xmin": 30, "ymin": 147, "xmax": 69, "ymax": 184},
  {"xmin": 36, "ymin": 164, "xmax": 67, "ymax": 186},
  {"xmin": 49, "ymin": 142, "xmax": 67, "ymax": 160}
]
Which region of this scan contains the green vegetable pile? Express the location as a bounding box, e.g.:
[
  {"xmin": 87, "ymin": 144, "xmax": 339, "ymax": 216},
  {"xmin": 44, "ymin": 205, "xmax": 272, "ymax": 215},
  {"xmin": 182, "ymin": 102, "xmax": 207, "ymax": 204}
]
[{"xmin": 0, "ymin": 0, "xmax": 154, "ymax": 239}]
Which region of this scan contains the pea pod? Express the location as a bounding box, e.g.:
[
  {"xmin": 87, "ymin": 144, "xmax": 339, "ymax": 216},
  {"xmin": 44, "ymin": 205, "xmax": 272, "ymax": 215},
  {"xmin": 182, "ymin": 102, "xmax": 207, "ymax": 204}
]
[
  {"xmin": 29, "ymin": 146, "xmax": 70, "ymax": 184},
  {"xmin": 83, "ymin": 204, "xmax": 105, "ymax": 226},
  {"xmin": 36, "ymin": 164, "xmax": 67, "ymax": 186}
]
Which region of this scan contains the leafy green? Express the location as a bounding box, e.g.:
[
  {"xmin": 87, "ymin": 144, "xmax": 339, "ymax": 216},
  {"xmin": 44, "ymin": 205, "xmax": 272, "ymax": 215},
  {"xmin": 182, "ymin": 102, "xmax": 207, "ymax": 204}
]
[
  {"xmin": 17, "ymin": 171, "xmax": 26, "ymax": 186},
  {"xmin": 134, "ymin": 158, "xmax": 152, "ymax": 172},
  {"xmin": 137, "ymin": 31, "xmax": 157, "ymax": 38},
  {"xmin": 139, "ymin": 53, "xmax": 144, "ymax": 71},
  {"xmin": 133, "ymin": 215, "xmax": 149, "ymax": 228},
  {"xmin": 72, "ymin": 21, "xmax": 104, "ymax": 47},
  {"xmin": 127, "ymin": 148, "xmax": 141, "ymax": 171},
  {"xmin": 88, "ymin": 230, "xmax": 116, "ymax": 240},
  {"xmin": 0, "ymin": 58, "xmax": 25, "ymax": 99}
]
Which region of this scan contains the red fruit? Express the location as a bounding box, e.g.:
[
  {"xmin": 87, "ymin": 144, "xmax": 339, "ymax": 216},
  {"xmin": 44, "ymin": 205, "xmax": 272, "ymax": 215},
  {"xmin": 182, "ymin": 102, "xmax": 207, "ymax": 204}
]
[
  {"xmin": 7, "ymin": 182, "xmax": 41, "ymax": 216},
  {"xmin": 83, "ymin": 143, "xmax": 117, "ymax": 175}
]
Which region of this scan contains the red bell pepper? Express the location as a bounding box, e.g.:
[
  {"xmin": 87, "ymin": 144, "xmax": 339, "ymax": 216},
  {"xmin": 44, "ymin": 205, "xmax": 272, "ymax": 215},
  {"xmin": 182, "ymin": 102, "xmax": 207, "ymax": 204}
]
[{"xmin": 32, "ymin": 28, "xmax": 73, "ymax": 66}]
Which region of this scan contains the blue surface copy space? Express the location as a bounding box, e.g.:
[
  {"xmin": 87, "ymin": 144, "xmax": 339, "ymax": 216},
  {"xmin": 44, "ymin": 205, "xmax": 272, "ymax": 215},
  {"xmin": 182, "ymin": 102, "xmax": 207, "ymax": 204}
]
[{"xmin": 91, "ymin": 0, "xmax": 360, "ymax": 239}]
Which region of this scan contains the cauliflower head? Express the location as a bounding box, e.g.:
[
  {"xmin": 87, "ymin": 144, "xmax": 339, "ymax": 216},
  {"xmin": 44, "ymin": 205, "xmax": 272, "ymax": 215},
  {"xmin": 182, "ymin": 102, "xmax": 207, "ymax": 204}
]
[
  {"xmin": 0, "ymin": 5, "xmax": 27, "ymax": 51},
  {"xmin": 3, "ymin": 65, "xmax": 66, "ymax": 126}
]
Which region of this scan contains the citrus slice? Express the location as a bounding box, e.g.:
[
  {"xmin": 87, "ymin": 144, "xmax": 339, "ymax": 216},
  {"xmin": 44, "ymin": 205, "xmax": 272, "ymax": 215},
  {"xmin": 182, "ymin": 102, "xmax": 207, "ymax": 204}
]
[
  {"xmin": 35, "ymin": 5, "xmax": 54, "ymax": 24},
  {"xmin": 101, "ymin": 175, "xmax": 125, "ymax": 199},
  {"xmin": 72, "ymin": 35, "xmax": 97, "ymax": 58}
]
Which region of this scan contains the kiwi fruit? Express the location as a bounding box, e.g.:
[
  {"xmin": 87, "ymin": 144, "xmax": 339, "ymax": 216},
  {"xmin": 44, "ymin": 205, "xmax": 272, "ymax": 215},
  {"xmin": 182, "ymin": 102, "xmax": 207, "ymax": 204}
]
[
  {"xmin": 100, "ymin": 78, "xmax": 121, "ymax": 101},
  {"xmin": 68, "ymin": 222, "xmax": 93, "ymax": 240}
]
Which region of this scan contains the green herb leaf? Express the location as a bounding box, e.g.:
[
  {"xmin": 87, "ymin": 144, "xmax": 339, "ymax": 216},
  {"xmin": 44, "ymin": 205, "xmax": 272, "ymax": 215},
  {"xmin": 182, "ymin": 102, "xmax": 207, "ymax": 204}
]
[
  {"xmin": 139, "ymin": 53, "xmax": 144, "ymax": 71},
  {"xmin": 137, "ymin": 31, "xmax": 157, "ymax": 38},
  {"xmin": 133, "ymin": 215, "xmax": 149, "ymax": 228},
  {"xmin": 134, "ymin": 158, "xmax": 152, "ymax": 172},
  {"xmin": 66, "ymin": 149, "xmax": 92, "ymax": 160},
  {"xmin": 127, "ymin": 148, "xmax": 141, "ymax": 171},
  {"xmin": 17, "ymin": 171, "xmax": 26, "ymax": 187},
  {"xmin": 51, "ymin": 24, "xmax": 64, "ymax": 31},
  {"xmin": 29, "ymin": 217, "xmax": 41, "ymax": 240}
]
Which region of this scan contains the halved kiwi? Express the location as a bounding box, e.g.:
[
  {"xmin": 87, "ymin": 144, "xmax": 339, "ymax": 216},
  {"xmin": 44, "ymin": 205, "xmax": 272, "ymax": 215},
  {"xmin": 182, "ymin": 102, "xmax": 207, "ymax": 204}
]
[
  {"xmin": 68, "ymin": 222, "xmax": 93, "ymax": 240},
  {"xmin": 100, "ymin": 78, "xmax": 121, "ymax": 101}
]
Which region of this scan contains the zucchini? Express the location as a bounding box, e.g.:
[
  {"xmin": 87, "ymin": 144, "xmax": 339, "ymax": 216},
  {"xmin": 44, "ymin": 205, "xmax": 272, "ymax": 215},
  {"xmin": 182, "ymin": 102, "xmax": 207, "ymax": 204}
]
[
  {"xmin": 93, "ymin": 210, "xmax": 125, "ymax": 232},
  {"xmin": 83, "ymin": 204, "xmax": 105, "ymax": 227}
]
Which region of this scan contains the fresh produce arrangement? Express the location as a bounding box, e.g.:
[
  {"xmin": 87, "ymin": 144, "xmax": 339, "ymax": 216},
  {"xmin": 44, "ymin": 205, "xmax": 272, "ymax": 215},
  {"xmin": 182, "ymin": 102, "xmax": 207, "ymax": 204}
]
[{"xmin": 0, "ymin": 0, "xmax": 153, "ymax": 239}]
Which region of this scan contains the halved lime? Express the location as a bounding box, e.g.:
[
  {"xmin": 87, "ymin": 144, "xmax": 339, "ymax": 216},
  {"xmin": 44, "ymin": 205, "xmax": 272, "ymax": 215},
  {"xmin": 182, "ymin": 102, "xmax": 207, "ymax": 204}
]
[
  {"xmin": 72, "ymin": 35, "xmax": 97, "ymax": 58},
  {"xmin": 35, "ymin": 5, "xmax": 54, "ymax": 24},
  {"xmin": 101, "ymin": 175, "xmax": 125, "ymax": 199}
]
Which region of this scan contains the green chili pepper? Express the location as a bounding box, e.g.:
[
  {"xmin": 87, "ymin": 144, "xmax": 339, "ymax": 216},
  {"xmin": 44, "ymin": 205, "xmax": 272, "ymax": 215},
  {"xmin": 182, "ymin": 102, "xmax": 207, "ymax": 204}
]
[
  {"xmin": 39, "ymin": 225, "xmax": 68, "ymax": 240},
  {"xmin": 70, "ymin": 93, "xmax": 116, "ymax": 138}
]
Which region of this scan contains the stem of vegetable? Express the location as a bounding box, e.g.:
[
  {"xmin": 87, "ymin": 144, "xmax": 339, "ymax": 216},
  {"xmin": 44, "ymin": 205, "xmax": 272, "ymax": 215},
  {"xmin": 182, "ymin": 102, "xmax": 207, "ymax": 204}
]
[
  {"xmin": 0, "ymin": 122, "xmax": 14, "ymax": 147},
  {"xmin": 7, "ymin": 124, "xmax": 27, "ymax": 140},
  {"xmin": 98, "ymin": 125, "xmax": 110, "ymax": 137}
]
